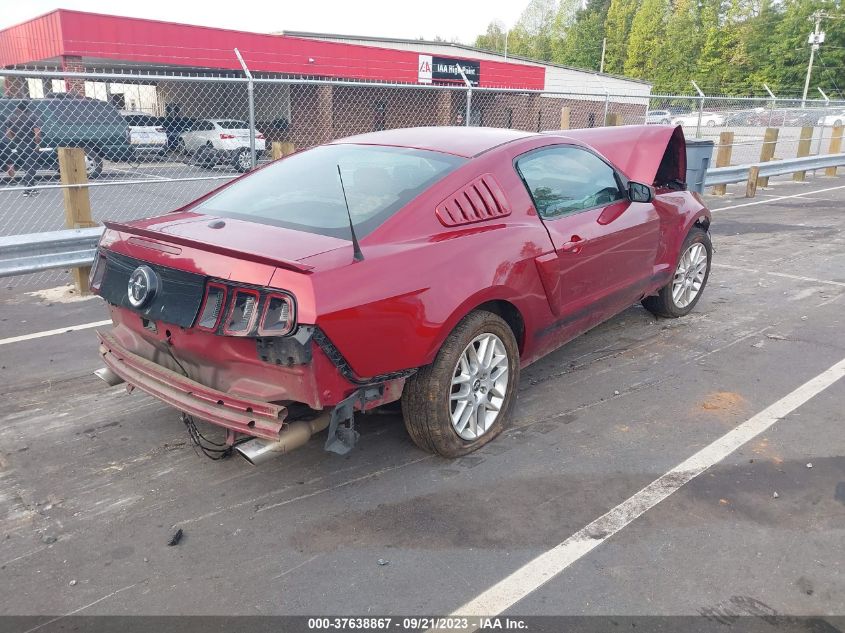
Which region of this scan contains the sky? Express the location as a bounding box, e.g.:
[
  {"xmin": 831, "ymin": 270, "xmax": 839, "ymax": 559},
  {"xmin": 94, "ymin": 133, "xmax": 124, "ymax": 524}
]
[{"xmin": 0, "ymin": 0, "xmax": 524, "ymax": 45}]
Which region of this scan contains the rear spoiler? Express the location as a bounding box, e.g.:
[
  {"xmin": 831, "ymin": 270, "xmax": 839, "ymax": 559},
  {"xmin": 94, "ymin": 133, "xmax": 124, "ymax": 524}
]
[{"xmin": 103, "ymin": 221, "xmax": 314, "ymax": 274}]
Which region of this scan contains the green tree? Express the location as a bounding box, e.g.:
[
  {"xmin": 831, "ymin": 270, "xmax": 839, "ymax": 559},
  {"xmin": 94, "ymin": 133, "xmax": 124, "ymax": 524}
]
[
  {"xmin": 624, "ymin": 0, "xmax": 669, "ymax": 79},
  {"xmin": 553, "ymin": 0, "xmax": 611, "ymax": 69},
  {"xmin": 653, "ymin": 0, "xmax": 704, "ymax": 91},
  {"xmin": 507, "ymin": 0, "xmax": 561, "ymax": 60},
  {"xmin": 474, "ymin": 20, "xmax": 509, "ymax": 53},
  {"xmin": 769, "ymin": 0, "xmax": 844, "ymax": 96},
  {"xmin": 604, "ymin": 0, "xmax": 640, "ymax": 74}
]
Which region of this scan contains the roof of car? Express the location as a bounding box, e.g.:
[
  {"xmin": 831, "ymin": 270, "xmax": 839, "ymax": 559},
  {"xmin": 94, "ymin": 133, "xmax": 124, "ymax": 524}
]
[{"xmin": 332, "ymin": 126, "xmax": 538, "ymax": 158}]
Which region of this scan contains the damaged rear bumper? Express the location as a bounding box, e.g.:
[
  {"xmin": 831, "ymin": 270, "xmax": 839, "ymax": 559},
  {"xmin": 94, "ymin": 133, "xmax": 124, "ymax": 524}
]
[{"xmin": 98, "ymin": 330, "xmax": 287, "ymax": 440}]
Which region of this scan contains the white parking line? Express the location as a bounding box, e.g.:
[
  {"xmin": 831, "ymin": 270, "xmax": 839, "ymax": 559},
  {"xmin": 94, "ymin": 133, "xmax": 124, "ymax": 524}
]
[
  {"xmin": 109, "ymin": 166, "xmax": 174, "ymax": 181},
  {"xmin": 713, "ymin": 263, "xmax": 845, "ymax": 288},
  {"xmin": 445, "ymin": 356, "xmax": 845, "ymax": 625},
  {"xmin": 709, "ymin": 184, "xmax": 845, "ymax": 212},
  {"xmin": 0, "ymin": 320, "xmax": 111, "ymax": 347}
]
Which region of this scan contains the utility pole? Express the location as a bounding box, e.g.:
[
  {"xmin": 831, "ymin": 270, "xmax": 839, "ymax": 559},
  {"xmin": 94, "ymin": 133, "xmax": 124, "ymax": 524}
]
[
  {"xmin": 599, "ymin": 37, "xmax": 607, "ymax": 74},
  {"xmin": 802, "ymin": 10, "xmax": 827, "ymax": 107}
]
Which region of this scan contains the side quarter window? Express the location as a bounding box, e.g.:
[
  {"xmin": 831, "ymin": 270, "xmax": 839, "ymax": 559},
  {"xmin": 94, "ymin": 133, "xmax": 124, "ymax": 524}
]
[{"xmin": 516, "ymin": 146, "xmax": 624, "ymax": 220}]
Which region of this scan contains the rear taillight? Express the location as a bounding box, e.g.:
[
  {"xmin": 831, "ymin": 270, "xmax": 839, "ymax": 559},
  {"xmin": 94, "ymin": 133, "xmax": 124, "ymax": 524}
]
[
  {"xmin": 258, "ymin": 293, "xmax": 294, "ymax": 336},
  {"xmin": 220, "ymin": 133, "xmax": 235, "ymax": 140},
  {"xmin": 224, "ymin": 288, "xmax": 260, "ymax": 336},
  {"xmin": 89, "ymin": 254, "xmax": 106, "ymax": 293},
  {"xmin": 196, "ymin": 283, "xmax": 227, "ymax": 331}
]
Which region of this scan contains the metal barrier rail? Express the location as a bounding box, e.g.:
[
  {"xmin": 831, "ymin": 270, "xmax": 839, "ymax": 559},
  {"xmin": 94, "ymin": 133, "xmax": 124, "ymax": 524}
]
[
  {"xmin": 2, "ymin": 149, "xmax": 845, "ymax": 279},
  {"xmin": 0, "ymin": 227, "xmax": 103, "ymax": 277},
  {"xmin": 704, "ymin": 152, "xmax": 845, "ymax": 186}
]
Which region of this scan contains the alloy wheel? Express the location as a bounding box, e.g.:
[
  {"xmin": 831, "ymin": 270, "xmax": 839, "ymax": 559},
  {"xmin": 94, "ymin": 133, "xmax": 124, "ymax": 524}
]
[
  {"xmin": 83, "ymin": 152, "xmax": 95, "ymax": 176},
  {"xmin": 449, "ymin": 333, "xmax": 509, "ymax": 441},
  {"xmin": 672, "ymin": 242, "xmax": 708, "ymax": 308},
  {"xmin": 237, "ymin": 149, "xmax": 252, "ymax": 171}
]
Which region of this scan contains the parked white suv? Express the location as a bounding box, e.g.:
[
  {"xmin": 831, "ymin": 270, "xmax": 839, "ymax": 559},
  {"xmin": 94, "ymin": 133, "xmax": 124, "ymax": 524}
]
[{"xmin": 179, "ymin": 119, "xmax": 266, "ymax": 172}]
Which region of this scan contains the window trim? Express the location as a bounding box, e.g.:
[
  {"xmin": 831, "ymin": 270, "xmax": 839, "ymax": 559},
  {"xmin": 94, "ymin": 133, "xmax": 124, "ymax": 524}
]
[{"xmin": 513, "ymin": 143, "xmax": 629, "ymax": 221}]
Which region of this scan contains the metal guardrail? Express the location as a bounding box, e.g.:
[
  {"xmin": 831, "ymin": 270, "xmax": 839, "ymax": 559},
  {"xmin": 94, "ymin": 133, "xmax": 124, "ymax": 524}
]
[
  {"xmin": 1, "ymin": 149, "xmax": 844, "ymax": 280},
  {"xmin": 0, "ymin": 227, "xmax": 103, "ymax": 278},
  {"xmin": 704, "ymin": 152, "xmax": 845, "ymax": 186}
]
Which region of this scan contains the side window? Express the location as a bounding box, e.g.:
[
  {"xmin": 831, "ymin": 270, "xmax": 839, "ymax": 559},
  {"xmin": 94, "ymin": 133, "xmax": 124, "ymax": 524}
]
[{"xmin": 516, "ymin": 146, "xmax": 623, "ymax": 219}]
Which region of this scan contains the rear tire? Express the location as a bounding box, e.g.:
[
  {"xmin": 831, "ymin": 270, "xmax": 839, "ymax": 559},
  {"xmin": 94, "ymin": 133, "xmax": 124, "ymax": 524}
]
[
  {"xmin": 401, "ymin": 310, "xmax": 520, "ymax": 457},
  {"xmin": 233, "ymin": 147, "xmax": 252, "ymax": 173},
  {"xmin": 643, "ymin": 226, "xmax": 712, "ymax": 318}
]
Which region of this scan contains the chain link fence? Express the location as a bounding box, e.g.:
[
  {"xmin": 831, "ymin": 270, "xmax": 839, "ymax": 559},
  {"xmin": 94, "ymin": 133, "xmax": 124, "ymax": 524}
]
[{"xmin": 2, "ymin": 68, "xmax": 844, "ymax": 289}]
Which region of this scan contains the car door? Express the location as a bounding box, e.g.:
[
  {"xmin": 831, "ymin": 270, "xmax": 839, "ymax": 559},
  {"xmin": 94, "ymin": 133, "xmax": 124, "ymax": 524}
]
[
  {"xmin": 516, "ymin": 145, "xmax": 661, "ymax": 330},
  {"xmin": 183, "ymin": 121, "xmax": 208, "ymax": 152}
]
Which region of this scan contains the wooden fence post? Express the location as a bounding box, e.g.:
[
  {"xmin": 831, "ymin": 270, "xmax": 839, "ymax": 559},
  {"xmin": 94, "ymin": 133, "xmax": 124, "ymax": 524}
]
[
  {"xmin": 559, "ymin": 107, "xmax": 570, "ymax": 130},
  {"xmin": 58, "ymin": 147, "xmax": 95, "ymax": 294},
  {"xmin": 746, "ymin": 165, "xmax": 760, "ymax": 199},
  {"xmin": 757, "ymin": 127, "xmax": 779, "ymax": 187},
  {"xmin": 605, "ymin": 112, "xmax": 623, "ymax": 126},
  {"xmin": 271, "ymin": 141, "xmax": 296, "ymax": 160},
  {"xmin": 793, "ymin": 126, "xmax": 814, "ymax": 182},
  {"xmin": 711, "ymin": 131, "xmax": 734, "ymax": 196},
  {"xmin": 825, "ymin": 124, "xmax": 843, "ymax": 177}
]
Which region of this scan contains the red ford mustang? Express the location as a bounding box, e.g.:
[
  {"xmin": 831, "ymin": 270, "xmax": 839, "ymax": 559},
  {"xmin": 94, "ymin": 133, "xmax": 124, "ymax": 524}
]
[{"xmin": 92, "ymin": 125, "xmax": 712, "ymax": 463}]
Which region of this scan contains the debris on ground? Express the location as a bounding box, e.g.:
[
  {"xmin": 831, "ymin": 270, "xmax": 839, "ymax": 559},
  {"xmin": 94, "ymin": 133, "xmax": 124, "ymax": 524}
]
[
  {"xmin": 41, "ymin": 535, "xmax": 57, "ymax": 545},
  {"xmin": 167, "ymin": 528, "xmax": 184, "ymax": 546},
  {"xmin": 377, "ymin": 559, "xmax": 389, "ymax": 566},
  {"xmin": 765, "ymin": 333, "xmax": 787, "ymax": 340},
  {"xmin": 773, "ymin": 491, "xmax": 780, "ymax": 499},
  {"xmin": 806, "ymin": 463, "xmax": 813, "ymax": 469},
  {"xmin": 68, "ymin": 579, "xmax": 77, "ymax": 586}
]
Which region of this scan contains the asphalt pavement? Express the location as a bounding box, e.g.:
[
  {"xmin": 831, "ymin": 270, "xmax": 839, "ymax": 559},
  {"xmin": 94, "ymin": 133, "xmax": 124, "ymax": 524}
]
[{"xmin": 0, "ymin": 176, "xmax": 843, "ymax": 626}]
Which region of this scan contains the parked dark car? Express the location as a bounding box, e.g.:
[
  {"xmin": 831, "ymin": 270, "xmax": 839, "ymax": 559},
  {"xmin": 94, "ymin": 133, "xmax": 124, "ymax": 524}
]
[
  {"xmin": 722, "ymin": 109, "xmax": 765, "ymax": 126},
  {"xmin": 0, "ymin": 96, "xmax": 133, "ymax": 178}
]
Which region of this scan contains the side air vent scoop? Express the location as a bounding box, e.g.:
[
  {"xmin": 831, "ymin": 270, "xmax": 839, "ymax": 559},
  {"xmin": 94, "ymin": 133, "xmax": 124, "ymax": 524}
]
[{"xmin": 435, "ymin": 174, "xmax": 511, "ymax": 227}]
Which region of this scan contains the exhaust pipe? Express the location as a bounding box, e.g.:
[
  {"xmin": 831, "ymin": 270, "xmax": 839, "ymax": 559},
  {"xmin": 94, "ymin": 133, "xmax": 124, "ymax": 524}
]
[
  {"xmin": 94, "ymin": 367, "xmax": 125, "ymax": 386},
  {"xmin": 235, "ymin": 412, "xmax": 331, "ymax": 465}
]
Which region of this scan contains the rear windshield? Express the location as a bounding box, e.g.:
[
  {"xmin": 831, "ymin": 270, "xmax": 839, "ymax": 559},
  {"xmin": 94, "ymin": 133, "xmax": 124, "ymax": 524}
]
[
  {"xmin": 192, "ymin": 144, "xmax": 465, "ymax": 239},
  {"xmin": 217, "ymin": 120, "xmax": 248, "ymax": 130}
]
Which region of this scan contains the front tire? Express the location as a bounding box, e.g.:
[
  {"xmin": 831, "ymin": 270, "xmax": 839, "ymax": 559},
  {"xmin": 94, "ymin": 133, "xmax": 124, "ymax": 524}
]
[
  {"xmin": 233, "ymin": 147, "xmax": 252, "ymax": 173},
  {"xmin": 401, "ymin": 310, "xmax": 520, "ymax": 457},
  {"xmin": 643, "ymin": 226, "xmax": 712, "ymax": 318}
]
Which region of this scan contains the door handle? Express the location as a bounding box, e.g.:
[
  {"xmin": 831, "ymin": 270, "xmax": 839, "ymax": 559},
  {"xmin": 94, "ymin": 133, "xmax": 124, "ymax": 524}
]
[{"xmin": 561, "ymin": 235, "xmax": 585, "ymax": 253}]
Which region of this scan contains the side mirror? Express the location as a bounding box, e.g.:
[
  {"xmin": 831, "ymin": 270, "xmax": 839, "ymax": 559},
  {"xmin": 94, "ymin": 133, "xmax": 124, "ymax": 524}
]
[{"xmin": 627, "ymin": 181, "xmax": 655, "ymax": 203}]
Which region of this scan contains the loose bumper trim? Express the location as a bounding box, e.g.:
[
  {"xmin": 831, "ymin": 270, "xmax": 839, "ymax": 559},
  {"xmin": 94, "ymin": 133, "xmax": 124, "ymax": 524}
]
[{"xmin": 98, "ymin": 330, "xmax": 287, "ymax": 440}]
